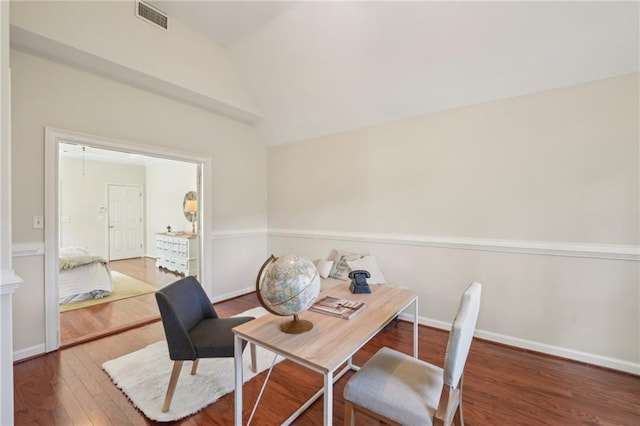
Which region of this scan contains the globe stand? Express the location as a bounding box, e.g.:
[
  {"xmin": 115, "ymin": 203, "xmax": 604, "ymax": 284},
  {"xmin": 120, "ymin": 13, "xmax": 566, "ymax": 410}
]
[{"xmin": 280, "ymin": 314, "xmax": 313, "ymax": 334}]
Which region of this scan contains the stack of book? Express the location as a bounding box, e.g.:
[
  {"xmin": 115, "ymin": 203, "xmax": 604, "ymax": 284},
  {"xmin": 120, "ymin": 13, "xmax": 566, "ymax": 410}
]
[{"xmin": 309, "ymin": 296, "xmax": 366, "ymax": 320}]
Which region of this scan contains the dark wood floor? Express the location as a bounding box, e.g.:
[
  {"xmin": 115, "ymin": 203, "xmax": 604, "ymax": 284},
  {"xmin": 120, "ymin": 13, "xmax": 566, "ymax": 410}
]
[
  {"xmin": 59, "ymin": 257, "xmax": 180, "ymax": 347},
  {"xmin": 17, "ymin": 268, "xmax": 640, "ymax": 425}
]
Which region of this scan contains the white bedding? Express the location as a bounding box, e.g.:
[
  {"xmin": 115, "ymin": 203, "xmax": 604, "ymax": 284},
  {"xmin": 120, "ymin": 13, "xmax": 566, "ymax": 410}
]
[{"xmin": 59, "ymin": 251, "xmax": 113, "ymax": 305}]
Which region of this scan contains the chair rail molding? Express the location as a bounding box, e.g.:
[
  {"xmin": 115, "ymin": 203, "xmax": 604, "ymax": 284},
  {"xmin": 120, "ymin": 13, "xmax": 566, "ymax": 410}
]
[
  {"xmin": 0, "ymin": 269, "xmax": 22, "ymax": 294},
  {"xmin": 267, "ymin": 229, "xmax": 640, "ymax": 262},
  {"xmin": 11, "ymin": 241, "xmax": 44, "ymax": 257},
  {"xmin": 211, "ymin": 228, "xmax": 267, "ymax": 240}
]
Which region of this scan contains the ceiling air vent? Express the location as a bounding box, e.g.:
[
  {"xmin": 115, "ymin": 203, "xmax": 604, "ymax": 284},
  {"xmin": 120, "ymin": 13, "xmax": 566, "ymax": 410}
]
[{"xmin": 136, "ymin": 1, "xmax": 168, "ymax": 30}]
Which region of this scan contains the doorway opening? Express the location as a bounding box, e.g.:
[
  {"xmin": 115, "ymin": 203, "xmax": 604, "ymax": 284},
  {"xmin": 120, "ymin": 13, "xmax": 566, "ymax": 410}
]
[{"xmin": 45, "ymin": 127, "xmax": 213, "ymax": 351}]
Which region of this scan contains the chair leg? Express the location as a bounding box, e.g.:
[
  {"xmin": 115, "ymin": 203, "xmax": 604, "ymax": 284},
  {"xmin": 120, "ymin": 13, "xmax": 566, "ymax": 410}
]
[
  {"xmin": 344, "ymin": 401, "xmax": 355, "ymax": 426},
  {"xmin": 250, "ymin": 343, "xmax": 257, "ymax": 373},
  {"xmin": 454, "ymin": 375, "xmax": 465, "ymax": 426},
  {"xmin": 190, "ymin": 358, "xmax": 200, "ymax": 375},
  {"xmin": 454, "ymin": 405, "xmax": 463, "ymax": 426},
  {"xmin": 162, "ymin": 361, "xmax": 183, "ymax": 413}
]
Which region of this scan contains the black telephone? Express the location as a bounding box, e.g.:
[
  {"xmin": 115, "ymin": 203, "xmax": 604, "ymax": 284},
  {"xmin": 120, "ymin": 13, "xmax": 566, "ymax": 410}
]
[{"xmin": 349, "ymin": 270, "xmax": 371, "ymax": 294}]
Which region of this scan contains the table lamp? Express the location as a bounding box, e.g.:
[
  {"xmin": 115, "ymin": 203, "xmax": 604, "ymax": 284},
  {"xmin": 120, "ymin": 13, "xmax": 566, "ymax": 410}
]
[{"xmin": 184, "ymin": 199, "xmax": 197, "ymax": 234}]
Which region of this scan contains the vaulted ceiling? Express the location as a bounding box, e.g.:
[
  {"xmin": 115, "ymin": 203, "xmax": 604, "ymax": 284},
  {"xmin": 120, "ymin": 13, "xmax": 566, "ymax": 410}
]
[{"xmin": 155, "ymin": 1, "xmax": 639, "ymax": 146}]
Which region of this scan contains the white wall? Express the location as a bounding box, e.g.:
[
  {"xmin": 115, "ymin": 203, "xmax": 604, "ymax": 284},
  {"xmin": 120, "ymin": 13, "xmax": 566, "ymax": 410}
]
[
  {"xmin": 145, "ymin": 159, "xmax": 198, "ymax": 255},
  {"xmin": 59, "ymin": 157, "xmax": 146, "ymax": 258},
  {"xmin": 267, "ymin": 74, "xmax": 640, "ymax": 372},
  {"xmin": 10, "ymin": 48, "xmax": 267, "ymax": 354}
]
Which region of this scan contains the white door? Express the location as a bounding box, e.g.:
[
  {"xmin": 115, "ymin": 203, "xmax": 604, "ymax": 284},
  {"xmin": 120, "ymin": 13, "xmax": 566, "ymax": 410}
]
[{"xmin": 108, "ymin": 184, "xmax": 143, "ymax": 260}]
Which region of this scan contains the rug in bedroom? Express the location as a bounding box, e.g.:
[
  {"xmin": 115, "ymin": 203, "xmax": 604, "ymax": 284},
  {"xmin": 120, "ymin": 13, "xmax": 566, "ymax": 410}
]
[
  {"xmin": 59, "ymin": 271, "xmax": 157, "ymax": 312},
  {"xmin": 102, "ymin": 307, "xmax": 283, "ymax": 422}
]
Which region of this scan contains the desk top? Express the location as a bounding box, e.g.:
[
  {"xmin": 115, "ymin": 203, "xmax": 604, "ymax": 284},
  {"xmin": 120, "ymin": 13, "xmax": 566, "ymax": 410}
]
[{"xmin": 233, "ymin": 284, "xmax": 417, "ymax": 373}]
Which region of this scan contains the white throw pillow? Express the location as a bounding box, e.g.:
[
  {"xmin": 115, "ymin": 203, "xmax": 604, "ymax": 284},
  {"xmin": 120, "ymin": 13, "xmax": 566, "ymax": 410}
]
[
  {"xmin": 314, "ymin": 259, "xmax": 334, "ymax": 279},
  {"xmin": 329, "ymin": 250, "xmax": 367, "ymax": 280},
  {"xmin": 347, "ymin": 255, "xmax": 387, "ymax": 284}
]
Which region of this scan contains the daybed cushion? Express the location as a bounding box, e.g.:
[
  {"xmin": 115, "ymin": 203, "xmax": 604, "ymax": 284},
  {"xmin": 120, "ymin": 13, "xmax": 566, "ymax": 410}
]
[
  {"xmin": 329, "ymin": 250, "xmax": 367, "ymax": 280},
  {"xmin": 314, "ymin": 259, "xmax": 334, "ymax": 279}
]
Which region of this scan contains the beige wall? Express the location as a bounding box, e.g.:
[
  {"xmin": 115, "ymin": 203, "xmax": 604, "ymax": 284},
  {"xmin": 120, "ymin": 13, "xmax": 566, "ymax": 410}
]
[
  {"xmin": 267, "ymin": 73, "xmax": 640, "ymax": 371},
  {"xmin": 10, "ymin": 0, "xmax": 260, "ymax": 116},
  {"xmin": 269, "ymin": 74, "xmax": 638, "ymax": 244},
  {"xmin": 11, "ymin": 49, "xmax": 267, "ymax": 353},
  {"xmin": 7, "ymin": 0, "xmax": 638, "ymax": 373}
]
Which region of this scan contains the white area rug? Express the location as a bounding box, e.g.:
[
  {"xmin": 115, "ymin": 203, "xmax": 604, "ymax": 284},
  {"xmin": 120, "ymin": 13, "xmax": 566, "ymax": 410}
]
[{"xmin": 102, "ymin": 307, "xmax": 281, "ymax": 422}]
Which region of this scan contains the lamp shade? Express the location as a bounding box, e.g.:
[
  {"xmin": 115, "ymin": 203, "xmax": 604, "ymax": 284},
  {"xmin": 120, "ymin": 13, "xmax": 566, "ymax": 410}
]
[{"xmin": 184, "ymin": 199, "xmax": 197, "ymax": 213}]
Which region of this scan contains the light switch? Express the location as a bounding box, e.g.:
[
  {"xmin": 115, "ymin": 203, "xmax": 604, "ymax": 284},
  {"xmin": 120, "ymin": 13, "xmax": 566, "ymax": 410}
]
[{"xmin": 33, "ymin": 216, "xmax": 44, "ymax": 229}]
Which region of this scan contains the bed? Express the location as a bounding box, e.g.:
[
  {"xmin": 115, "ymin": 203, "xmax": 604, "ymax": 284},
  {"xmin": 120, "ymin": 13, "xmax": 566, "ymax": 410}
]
[{"xmin": 58, "ymin": 247, "xmax": 113, "ymax": 305}]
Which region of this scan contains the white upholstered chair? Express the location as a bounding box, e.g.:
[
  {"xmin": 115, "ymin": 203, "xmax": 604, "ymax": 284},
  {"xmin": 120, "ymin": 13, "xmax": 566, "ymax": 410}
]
[{"xmin": 343, "ymin": 281, "xmax": 482, "ymax": 426}]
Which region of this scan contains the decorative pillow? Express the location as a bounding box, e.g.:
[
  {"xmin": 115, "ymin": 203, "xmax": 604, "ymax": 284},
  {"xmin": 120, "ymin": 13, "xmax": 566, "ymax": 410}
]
[
  {"xmin": 347, "ymin": 255, "xmax": 387, "ymax": 284},
  {"xmin": 329, "ymin": 250, "xmax": 367, "ymax": 280},
  {"xmin": 313, "ymin": 259, "xmax": 334, "ymax": 279}
]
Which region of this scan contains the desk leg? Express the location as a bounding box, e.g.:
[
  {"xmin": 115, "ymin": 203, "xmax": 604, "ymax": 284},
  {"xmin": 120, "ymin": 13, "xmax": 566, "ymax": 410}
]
[
  {"xmin": 413, "ymin": 298, "xmax": 419, "ymax": 358},
  {"xmin": 323, "ymin": 371, "xmax": 333, "ymax": 425},
  {"xmin": 234, "ymin": 335, "xmax": 243, "ymax": 426}
]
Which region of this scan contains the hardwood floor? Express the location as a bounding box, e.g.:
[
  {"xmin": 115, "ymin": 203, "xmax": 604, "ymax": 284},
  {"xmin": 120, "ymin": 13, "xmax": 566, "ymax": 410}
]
[
  {"xmin": 15, "ymin": 290, "xmax": 640, "ymax": 425},
  {"xmin": 108, "ymin": 257, "xmax": 180, "ymax": 289},
  {"xmin": 59, "ymin": 257, "xmax": 181, "ymax": 348}
]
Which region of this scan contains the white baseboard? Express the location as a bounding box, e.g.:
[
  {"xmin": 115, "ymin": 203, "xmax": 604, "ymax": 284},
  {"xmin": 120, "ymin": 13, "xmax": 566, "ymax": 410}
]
[
  {"xmin": 398, "ymin": 312, "xmax": 640, "ymax": 375},
  {"xmin": 210, "ymin": 286, "xmax": 254, "ymax": 304},
  {"xmin": 475, "ymin": 328, "xmax": 640, "ymax": 375},
  {"xmin": 14, "ymin": 344, "xmax": 46, "ymax": 362}
]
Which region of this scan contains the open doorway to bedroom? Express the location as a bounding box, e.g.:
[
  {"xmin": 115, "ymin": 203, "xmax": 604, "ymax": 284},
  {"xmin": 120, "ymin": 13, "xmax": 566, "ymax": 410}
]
[
  {"xmin": 57, "ymin": 143, "xmax": 201, "ymax": 346},
  {"xmin": 45, "ymin": 128, "xmax": 213, "ymax": 351}
]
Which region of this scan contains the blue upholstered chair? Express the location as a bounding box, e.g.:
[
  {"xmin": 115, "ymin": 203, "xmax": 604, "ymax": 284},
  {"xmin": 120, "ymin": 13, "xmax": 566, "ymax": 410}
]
[
  {"xmin": 343, "ymin": 282, "xmax": 482, "ymax": 425},
  {"xmin": 155, "ymin": 276, "xmax": 257, "ymax": 413}
]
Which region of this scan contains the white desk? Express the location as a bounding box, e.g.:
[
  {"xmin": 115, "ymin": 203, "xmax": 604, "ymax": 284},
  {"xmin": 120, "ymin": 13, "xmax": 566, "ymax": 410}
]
[{"xmin": 233, "ymin": 284, "xmax": 418, "ymax": 425}]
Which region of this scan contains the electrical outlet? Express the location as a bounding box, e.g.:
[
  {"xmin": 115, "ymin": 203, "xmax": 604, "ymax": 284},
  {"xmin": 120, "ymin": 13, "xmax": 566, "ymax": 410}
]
[{"xmin": 33, "ymin": 216, "xmax": 44, "ymax": 229}]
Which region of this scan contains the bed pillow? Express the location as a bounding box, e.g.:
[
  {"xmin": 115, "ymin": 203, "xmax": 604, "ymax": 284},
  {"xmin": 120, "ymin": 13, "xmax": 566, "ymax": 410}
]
[
  {"xmin": 314, "ymin": 259, "xmax": 334, "ymax": 279},
  {"xmin": 347, "ymin": 255, "xmax": 387, "ymax": 284},
  {"xmin": 329, "ymin": 250, "xmax": 368, "ymax": 280}
]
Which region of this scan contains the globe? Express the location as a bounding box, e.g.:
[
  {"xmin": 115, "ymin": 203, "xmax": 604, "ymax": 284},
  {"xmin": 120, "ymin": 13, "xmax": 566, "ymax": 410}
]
[{"xmin": 256, "ymin": 254, "xmax": 321, "ymax": 333}]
